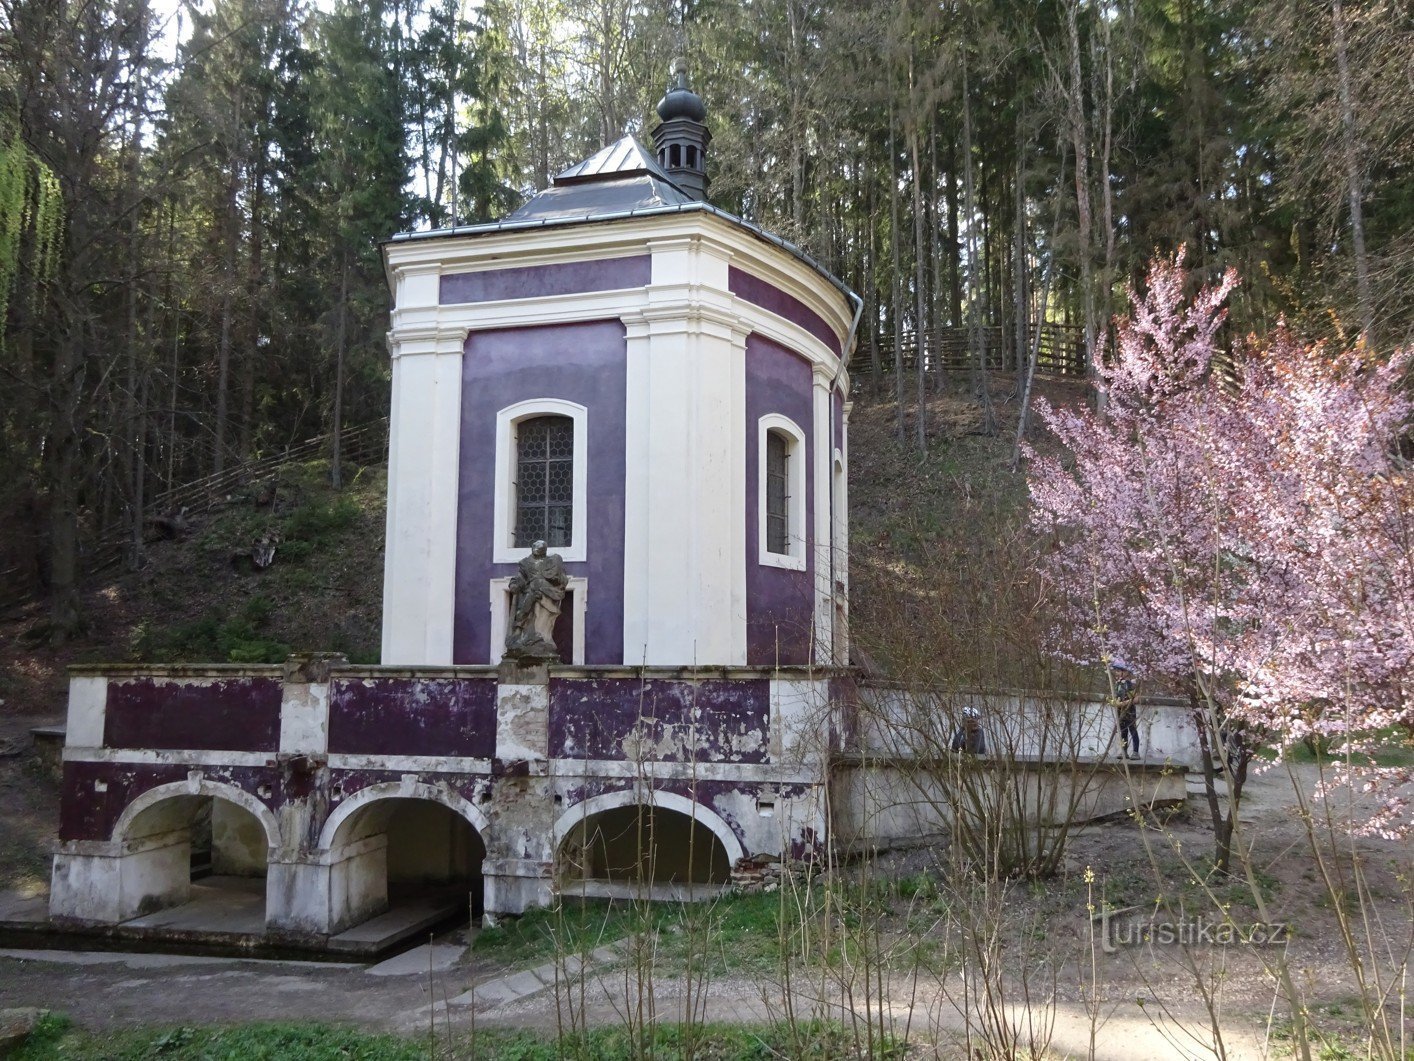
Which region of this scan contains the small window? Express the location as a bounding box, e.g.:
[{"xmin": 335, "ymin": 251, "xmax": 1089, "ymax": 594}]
[
  {"xmin": 670, "ymin": 144, "xmax": 681, "ymax": 167},
  {"xmin": 514, "ymin": 415, "xmax": 574, "ymax": 548},
  {"xmin": 758, "ymin": 414, "xmax": 806, "ymax": 571},
  {"xmin": 687, "ymin": 146, "xmax": 698, "ymax": 168},
  {"xmin": 766, "ymin": 431, "xmax": 790, "ymax": 554}
]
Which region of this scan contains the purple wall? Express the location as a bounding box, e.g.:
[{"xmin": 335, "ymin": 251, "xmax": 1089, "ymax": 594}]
[
  {"xmin": 729, "ymin": 266, "xmax": 841, "ymax": 355},
  {"xmin": 441, "ymin": 255, "xmax": 651, "ymax": 304},
  {"xmin": 549, "ymin": 677, "xmax": 770, "ymax": 763},
  {"xmin": 328, "ymin": 677, "xmax": 497, "ymax": 758},
  {"xmin": 103, "ymin": 677, "xmax": 282, "ymax": 753},
  {"xmin": 59, "ymin": 761, "xmax": 279, "ymax": 842},
  {"xmin": 58, "ymin": 759, "xmax": 491, "ymax": 844},
  {"xmin": 454, "ymin": 319, "xmax": 627, "ymax": 665},
  {"xmin": 745, "ymin": 335, "xmax": 815, "ymax": 665}
]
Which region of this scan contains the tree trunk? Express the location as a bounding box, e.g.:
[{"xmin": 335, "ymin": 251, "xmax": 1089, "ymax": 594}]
[
  {"xmin": 1332, "ymin": 0, "xmax": 1374, "ymax": 343},
  {"xmin": 1013, "ymin": 111, "xmax": 1028, "ymax": 386},
  {"xmin": 961, "ymin": 52, "xmax": 995, "ymax": 436},
  {"xmin": 214, "ymin": 160, "xmax": 240, "ymax": 475},
  {"xmin": 908, "ymin": 57, "xmax": 928, "ymax": 452},
  {"xmin": 945, "ymin": 131, "xmax": 963, "ymax": 329},
  {"xmin": 48, "ymin": 316, "xmax": 83, "ymax": 643},
  {"xmin": 889, "ymin": 94, "xmax": 906, "ymax": 443},
  {"xmin": 331, "ymin": 253, "xmax": 349, "ymax": 489},
  {"xmin": 1064, "ymin": 0, "xmax": 1099, "ymax": 413}
]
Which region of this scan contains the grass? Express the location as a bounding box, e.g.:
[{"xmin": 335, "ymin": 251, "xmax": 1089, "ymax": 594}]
[
  {"xmin": 472, "ymin": 885, "xmax": 974, "ymax": 985},
  {"xmin": 472, "ymin": 892, "xmax": 797, "ymax": 974},
  {"xmin": 13, "ymin": 1014, "xmax": 899, "ymax": 1060}
]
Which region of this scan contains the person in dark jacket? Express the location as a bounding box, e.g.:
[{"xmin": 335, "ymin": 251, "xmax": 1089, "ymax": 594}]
[
  {"xmin": 1109, "ymin": 660, "xmax": 1140, "ymax": 759},
  {"xmin": 951, "ymin": 706, "xmax": 986, "ymax": 754}
]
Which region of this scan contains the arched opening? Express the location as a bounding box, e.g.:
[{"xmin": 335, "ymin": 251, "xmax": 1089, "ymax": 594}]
[
  {"xmin": 670, "ymin": 143, "xmax": 682, "ymax": 167},
  {"xmin": 558, "ymin": 803, "xmax": 731, "ymax": 901},
  {"xmin": 327, "ymin": 797, "xmax": 486, "ymax": 933},
  {"xmin": 119, "ymin": 792, "xmax": 270, "ymax": 931}
]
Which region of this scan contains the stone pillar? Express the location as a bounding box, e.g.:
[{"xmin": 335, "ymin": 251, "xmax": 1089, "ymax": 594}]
[
  {"xmin": 50, "ymin": 831, "xmax": 190, "ymax": 925},
  {"xmin": 482, "ymin": 663, "xmax": 554, "ymax": 922},
  {"xmin": 266, "ymin": 655, "xmax": 338, "ymax": 935}
]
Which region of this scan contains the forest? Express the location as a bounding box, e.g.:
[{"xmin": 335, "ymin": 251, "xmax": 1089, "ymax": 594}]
[{"xmin": 1, "ymin": 0, "xmax": 1411, "ymax": 639}]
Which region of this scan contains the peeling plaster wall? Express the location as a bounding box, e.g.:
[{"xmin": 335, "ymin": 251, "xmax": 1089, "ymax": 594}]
[
  {"xmin": 548, "ymin": 678, "xmax": 770, "ymax": 764},
  {"xmin": 329, "ymin": 677, "xmax": 496, "ymax": 758},
  {"xmin": 55, "ymin": 666, "xmax": 846, "ymax": 929}
]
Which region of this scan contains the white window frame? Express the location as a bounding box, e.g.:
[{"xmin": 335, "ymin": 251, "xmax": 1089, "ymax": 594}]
[
  {"xmin": 493, "ymin": 398, "xmax": 588, "ymax": 564},
  {"xmin": 757, "ymin": 413, "xmax": 807, "ymax": 571},
  {"xmin": 488, "ymin": 575, "xmax": 588, "ymax": 665}
]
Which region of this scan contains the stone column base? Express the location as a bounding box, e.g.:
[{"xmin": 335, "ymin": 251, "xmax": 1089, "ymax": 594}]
[
  {"xmin": 50, "ymin": 833, "xmax": 190, "ymax": 925},
  {"xmin": 482, "ymin": 857, "xmax": 552, "ymax": 924}
]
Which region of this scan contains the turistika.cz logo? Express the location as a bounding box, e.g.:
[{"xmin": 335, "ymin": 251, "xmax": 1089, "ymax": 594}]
[{"xmin": 1092, "ymin": 909, "xmax": 1290, "ymax": 953}]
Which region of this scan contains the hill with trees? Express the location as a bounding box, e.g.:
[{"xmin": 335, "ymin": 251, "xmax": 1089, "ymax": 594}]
[{"xmin": 2, "ymin": 0, "xmax": 1412, "ymax": 648}]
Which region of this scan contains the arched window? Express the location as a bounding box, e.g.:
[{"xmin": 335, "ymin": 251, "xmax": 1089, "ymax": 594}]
[
  {"xmin": 766, "ymin": 430, "xmax": 790, "ymax": 554},
  {"xmin": 686, "ymin": 145, "xmax": 698, "ymax": 168},
  {"xmin": 670, "ymin": 144, "xmax": 682, "ymax": 167},
  {"xmin": 758, "ymin": 414, "xmax": 807, "ymax": 570},
  {"xmin": 514, "ymin": 415, "xmax": 574, "ymax": 548}
]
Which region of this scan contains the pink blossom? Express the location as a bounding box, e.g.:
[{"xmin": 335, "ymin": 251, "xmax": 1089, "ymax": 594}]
[{"xmin": 1027, "ymin": 251, "xmax": 1414, "ymax": 835}]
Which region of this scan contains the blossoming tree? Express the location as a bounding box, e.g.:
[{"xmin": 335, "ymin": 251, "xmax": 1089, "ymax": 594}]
[{"xmin": 1027, "ymin": 252, "xmax": 1413, "ymax": 868}]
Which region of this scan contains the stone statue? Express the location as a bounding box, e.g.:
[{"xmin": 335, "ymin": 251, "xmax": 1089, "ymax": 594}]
[{"xmin": 504, "ymin": 540, "xmax": 568, "ymax": 661}]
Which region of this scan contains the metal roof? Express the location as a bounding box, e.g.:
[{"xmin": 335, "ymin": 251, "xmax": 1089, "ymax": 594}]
[
  {"xmin": 504, "ymin": 136, "xmax": 695, "ymax": 223},
  {"xmin": 551, "ymin": 136, "xmax": 670, "ymax": 185},
  {"xmin": 386, "ymin": 135, "xmax": 864, "ymax": 359}
]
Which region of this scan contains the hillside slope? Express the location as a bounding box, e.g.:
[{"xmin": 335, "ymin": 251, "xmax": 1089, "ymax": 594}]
[{"xmin": 0, "ymin": 376, "xmax": 1088, "ymax": 718}]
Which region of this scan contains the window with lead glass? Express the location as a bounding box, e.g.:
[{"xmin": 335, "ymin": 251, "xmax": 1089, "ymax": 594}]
[
  {"xmin": 766, "ymin": 430, "xmax": 789, "ymax": 554},
  {"xmin": 514, "ymin": 415, "xmax": 574, "ymax": 547}
]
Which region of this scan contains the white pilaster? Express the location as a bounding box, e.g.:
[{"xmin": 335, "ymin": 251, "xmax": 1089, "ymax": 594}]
[
  {"xmin": 622, "ymin": 237, "xmax": 747, "ymax": 666},
  {"xmin": 381, "ymin": 266, "xmax": 466, "ymax": 664},
  {"xmin": 811, "ymin": 364, "xmax": 834, "ymax": 663}
]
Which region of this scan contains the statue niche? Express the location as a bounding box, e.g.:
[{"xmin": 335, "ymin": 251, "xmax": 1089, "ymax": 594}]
[{"xmin": 504, "ymin": 539, "xmax": 568, "ymax": 662}]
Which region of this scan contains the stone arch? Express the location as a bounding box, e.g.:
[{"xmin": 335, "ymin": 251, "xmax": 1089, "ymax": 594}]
[
  {"xmin": 113, "ymin": 778, "xmax": 280, "ymax": 851},
  {"xmin": 318, "ymin": 780, "xmax": 490, "ymax": 852},
  {"xmin": 551, "ymin": 789, "xmax": 745, "ymax": 867}
]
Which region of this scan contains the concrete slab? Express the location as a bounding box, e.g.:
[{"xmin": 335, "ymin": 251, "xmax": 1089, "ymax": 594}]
[
  {"xmin": 0, "ymin": 948, "xmax": 361, "ymax": 970},
  {"xmin": 328, "ymin": 891, "xmax": 464, "ymax": 952},
  {"xmin": 365, "ymin": 942, "xmax": 466, "ymax": 977},
  {"xmin": 449, "ymin": 978, "xmax": 521, "ymax": 1008},
  {"xmin": 0, "ymin": 892, "xmax": 47, "ymax": 925},
  {"xmin": 124, "ymin": 878, "xmax": 265, "ymax": 935},
  {"xmin": 1, "ymin": 879, "xmax": 466, "ymax": 961},
  {"xmin": 498, "ymin": 970, "xmax": 548, "ymax": 997}
]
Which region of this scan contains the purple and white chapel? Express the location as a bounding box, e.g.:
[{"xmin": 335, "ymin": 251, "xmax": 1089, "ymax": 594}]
[{"xmin": 46, "ymin": 67, "xmax": 861, "ymax": 943}]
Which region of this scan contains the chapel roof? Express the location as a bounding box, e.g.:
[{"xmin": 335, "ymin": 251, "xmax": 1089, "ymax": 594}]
[{"xmin": 503, "ymin": 135, "xmax": 696, "ymax": 223}]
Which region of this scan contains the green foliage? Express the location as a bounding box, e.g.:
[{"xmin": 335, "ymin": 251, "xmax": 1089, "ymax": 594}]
[
  {"xmin": 145, "ymin": 596, "xmax": 290, "ymax": 664},
  {"xmin": 9, "ymin": 1018, "xmax": 894, "ymax": 1060},
  {"xmin": 282, "ymin": 496, "xmax": 360, "ymax": 548},
  {"xmin": 0, "ymin": 109, "xmax": 62, "ymax": 348}
]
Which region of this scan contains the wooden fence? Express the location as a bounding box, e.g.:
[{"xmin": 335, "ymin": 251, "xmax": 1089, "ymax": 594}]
[
  {"xmin": 855, "ymin": 322, "xmax": 1087, "ymax": 381},
  {"xmin": 1, "ymin": 418, "xmax": 389, "ymax": 615}
]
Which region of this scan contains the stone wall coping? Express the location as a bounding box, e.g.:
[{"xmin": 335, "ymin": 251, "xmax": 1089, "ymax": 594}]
[
  {"xmin": 856, "ymin": 680, "xmax": 1188, "ymax": 708},
  {"xmin": 831, "ymin": 750, "xmax": 1193, "ymax": 773},
  {"xmin": 68, "ymin": 661, "xmax": 851, "ymax": 682},
  {"xmin": 67, "ymin": 663, "xmax": 284, "ymax": 679}
]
